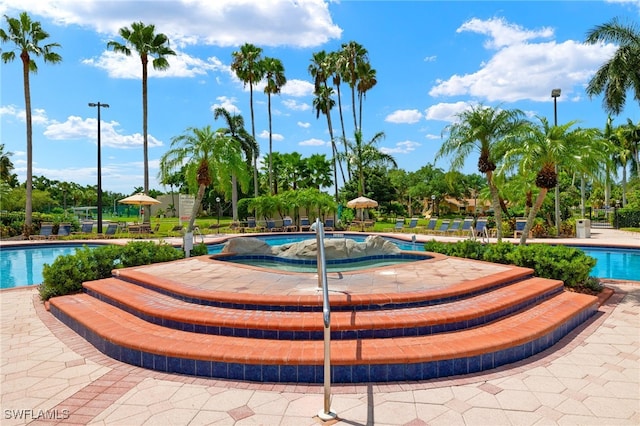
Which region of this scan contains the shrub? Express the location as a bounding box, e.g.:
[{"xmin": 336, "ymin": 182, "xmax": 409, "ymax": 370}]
[
  {"xmin": 483, "ymin": 241, "xmax": 516, "ymax": 264},
  {"xmin": 190, "ymin": 242, "xmax": 208, "ymax": 256},
  {"xmin": 446, "ymin": 239, "xmax": 486, "ymax": 259},
  {"xmin": 40, "ymin": 242, "xmax": 183, "ymax": 300},
  {"xmin": 506, "ymin": 244, "xmax": 595, "ymax": 288}
]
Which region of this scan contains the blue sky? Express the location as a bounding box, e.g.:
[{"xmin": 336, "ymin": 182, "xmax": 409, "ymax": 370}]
[{"xmin": 1, "ymin": 0, "xmax": 639, "ymax": 195}]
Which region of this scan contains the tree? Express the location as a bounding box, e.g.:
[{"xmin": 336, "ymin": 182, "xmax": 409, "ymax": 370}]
[
  {"xmin": 0, "ymin": 144, "xmax": 15, "ymax": 182},
  {"xmin": 107, "ymin": 21, "xmax": 175, "ymax": 222},
  {"xmin": 261, "ymin": 56, "xmax": 286, "ymax": 194},
  {"xmin": 214, "ymin": 108, "xmax": 257, "ymax": 220},
  {"xmin": 341, "ymin": 41, "xmax": 368, "ymax": 133},
  {"xmin": 437, "ymin": 105, "xmax": 528, "ymax": 241},
  {"xmin": 585, "ymin": 17, "xmax": 640, "ymax": 115},
  {"xmin": 1, "ymin": 12, "xmax": 61, "ymax": 230},
  {"xmin": 356, "ymin": 60, "xmax": 377, "ymax": 134},
  {"xmin": 501, "ymin": 117, "xmax": 600, "ymax": 243},
  {"xmin": 231, "ymin": 43, "xmax": 264, "ymax": 197},
  {"xmin": 159, "ymin": 126, "xmax": 245, "ymax": 233}
]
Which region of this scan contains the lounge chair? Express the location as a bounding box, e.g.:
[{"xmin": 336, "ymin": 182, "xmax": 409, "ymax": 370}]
[
  {"xmin": 422, "ymin": 218, "xmax": 437, "ymax": 234},
  {"xmin": 364, "ymin": 219, "xmax": 375, "ymax": 231},
  {"xmin": 472, "ymin": 218, "xmax": 489, "ymax": 241},
  {"xmin": 266, "ymin": 218, "xmax": 283, "ymax": 232},
  {"xmin": 55, "ymin": 223, "xmax": 72, "ymax": 238},
  {"xmin": 245, "ymin": 217, "xmax": 265, "ymax": 232},
  {"xmin": 29, "ymin": 222, "xmax": 54, "ymax": 240},
  {"xmin": 99, "ymin": 223, "xmax": 118, "ymax": 239},
  {"xmin": 445, "ymin": 219, "xmax": 462, "ymax": 235},
  {"xmin": 72, "ymin": 222, "xmax": 94, "ymax": 236},
  {"xmin": 282, "ymin": 216, "xmax": 297, "ymax": 232},
  {"xmin": 299, "ymin": 217, "xmax": 311, "ymax": 232},
  {"xmin": 403, "ymin": 218, "xmax": 418, "ymax": 232},
  {"xmin": 513, "ymin": 218, "xmax": 532, "ymax": 239},
  {"xmin": 434, "ymin": 219, "xmax": 450, "ymax": 235},
  {"xmin": 387, "ymin": 217, "xmax": 405, "ymax": 232},
  {"xmin": 324, "ymin": 218, "xmax": 335, "ymax": 231},
  {"xmin": 459, "ymin": 218, "xmax": 474, "ymax": 237}
]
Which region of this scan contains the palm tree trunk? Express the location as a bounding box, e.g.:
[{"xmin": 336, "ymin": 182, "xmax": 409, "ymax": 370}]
[
  {"xmin": 231, "ymin": 174, "xmax": 239, "ymax": 222},
  {"xmin": 336, "ymin": 84, "xmax": 350, "ymax": 181},
  {"xmin": 21, "ymin": 51, "xmax": 33, "ymax": 229},
  {"xmin": 249, "ymin": 83, "xmax": 259, "ymax": 197},
  {"xmin": 580, "ymin": 175, "xmax": 586, "ymax": 217},
  {"xmin": 520, "ymin": 188, "xmax": 548, "ymax": 244},
  {"xmin": 187, "ymin": 184, "xmax": 206, "ymax": 233},
  {"xmin": 142, "ymin": 56, "xmax": 151, "ymax": 223},
  {"xmin": 486, "ymin": 171, "xmax": 503, "ymax": 241},
  {"xmin": 622, "ymin": 164, "xmax": 627, "ymax": 206},
  {"xmin": 268, "ymin": 93, "xmax": 273, "ymax": 195}
]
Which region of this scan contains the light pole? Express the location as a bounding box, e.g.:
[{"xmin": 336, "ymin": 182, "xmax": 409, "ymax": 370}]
[
  {"xmin": 551, "ymin": 89, "xmax": 561, "ymax": 233},
  {"xmin": 431, "ymin": 195, "xmax": 436, "ymax": 215},
  {"xmin": 215, "ymin": 197, "xmax": 221, "ymax": 234},
  {"xmin": 89, "ymin": 102, "xmax": 109, "ymax": 234}
]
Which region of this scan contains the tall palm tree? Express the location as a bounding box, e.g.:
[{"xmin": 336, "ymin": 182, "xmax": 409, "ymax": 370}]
[
  {"xmin": 339, "ymin": 131, "xmax": 397, "ymax": 197},
  {"xmin": 261, "ymin": 56, "xmax": 286, "ymax": 194},
  {"xmin": 620, "ymin": 118, "xmax": 640, "ymax": 177},
  {"xmin": 356, "ymin": 61, "xmax": 377, "ymax": 134},
  {"xmin": 341, "ymin": 41, "xmax": 368, "ymax": 133},
  {"xmin": 585, "ymin": 17, "xmax": 640, "ymax": 115},
  {"xmin": 312, "ymin": 85, "xmax": 339, "ymax": 201},
  {"xmin": 329, "ymin": 50, "xmax": 349, "ymax": 160},
  {"xmin": 159, "ymin": 126, "xmax": 244, "ymax": 232},
  {"xmin": 214, "ymin": 107, "xmax": 257, "ymax": 220},
  {"xmin": 501, "ymin": 117, "xmax": 600, "ymax": 243},
  {"xmin": 231, "ymin": 43, "xmax": 264, "ymax": 197},
  {"xmin": 437, "ymin": 105, "xmax": 529, "ymax": 241},
  {"xmin": 1, "ymin": 12, "xmax": 61, "ymax": 230},
  {"xmin": 107, "ymin": 21, "xmax": 175, "ymax": 222}
]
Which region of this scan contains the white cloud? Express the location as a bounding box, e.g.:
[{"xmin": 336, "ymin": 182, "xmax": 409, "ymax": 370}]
[
  {"xmin": 299, "ymin": 138, "xmax": 327, "ymax": 147},
  {"xmin": 281, "ymin": 79, "xmax": 315, "ymax": 97},
  {"xmin": 380, "ymin": 140, "xmax": 421, "ymax": 155},
  {"xmin": 282, "ymin": 99, "xmax": 311, "ymax": 112},
  {"xmin": 424, "ymin": 55, "xmax": 437, "ymax": 62},
  {"xmin": 425, "ymin": 102, "xmax": 472, "ymax": 122},
  {"xmin": 385, "ymin": 109, "xmax": 423, "ymax": 124},
  {"xmin": 430, "ymin": 18, "xmax": 618, "ymax": 103},
  {"xmin": 43, "ymin": 115, "xmax": 164, "ymax": 148},
  {"xmin": 2, "ymin": 0, "xmax": 342, "ymax": 48},
  {"xmin": 258, "ymin": 130, "xmax": 284, "ymax": 141},
  {"xmin": 211, "ymin": 96, "xmax": 241, "ymax": 115},
  {"xmin": 0, "ymin": 105, "xmax": 51, "ymax": 125},
  {"xmin": 297, "ymin": 121, "xmax": 311, "ymax": 128}
]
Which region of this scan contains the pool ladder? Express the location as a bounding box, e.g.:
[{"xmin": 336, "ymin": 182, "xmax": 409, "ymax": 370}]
[{"xmin": 313, "ymin": 218, "xmax": 337, "ymax": 421}]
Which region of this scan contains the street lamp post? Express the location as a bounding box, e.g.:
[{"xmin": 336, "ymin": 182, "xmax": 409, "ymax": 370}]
[
  {"xmin": 215, "ymin": 197, "xmax": 221, "ymax": 234},
  {"xmin": 89, "ymin": 102, "xmax": 109, "ymax": 234},
  {"xmin": 431, "ymin": 195, "xmax": 436, "ymax": 215},
  {"xmin": 551, "ymin": 89, "xmax": 561, "ymax": 233}
]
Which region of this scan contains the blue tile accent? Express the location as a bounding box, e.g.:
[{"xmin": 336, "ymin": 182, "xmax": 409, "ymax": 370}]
[
  {"xmin": 195, "ymin": 360, "xmax": 211, "ymax": 377},
  {"xmin": 280, "ymin": 365, "xmax": 298, "ymax": 383},
  {"xmin": 167, "ymin": 356, "xmax": 182, "ymax": 373},
  {"xmin": 153, "ymin": 354, "xmax": 167, "ymax": 371},
  {"xmin": 438, "ymin": 359, "xmax": 454, "ymax": 377},
  {"xmin": 333, "ymin": 365, "xmax": 352, "ymax": 383},
  {"xmin": 228, "ymin": 363, "xmax": 244, "ymax": 380},
  {"xmin": 245, "ymin": 364, "xmax": 262, "ymax": 382},
  {"xmin": 142, "ymin": 352, "xmax": 154, "ymax": 369},
  {"xmin": 212, "ymin": 362, "xmax": 227, "ymax": 379},
  {"xmin": 468, "ymin": 355, "xmax": 482, "ymax": 374},
  {"xmin": 370, "ymin": 364, "xmax": 388, "ymax": 382},
  {"xmin": 422, "ymin": 361, "xmax": 437, "ymax": 380},
  {"xmin": 181, "ymin": 358, "xmax": 196, "ymax": 375},
  {"xmin": 263, "ymin": 365, "xmax": 279, "ymax": 382},
  {"xmin": 453, "ymin": 357, "xmax": 468, "ymax": 376}
]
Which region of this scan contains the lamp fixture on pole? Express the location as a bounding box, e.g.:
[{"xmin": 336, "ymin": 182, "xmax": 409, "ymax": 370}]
[
  {"xmin": 88, "ymin": 102, "xmax": 109, "ymax": 234},
  {"xmin": 215, "ymin": 197, "xmax": 221, "ymax": 234},
  {"xmin": 550, "ymin": 89, "xmax": 561, "ymax": 232}
]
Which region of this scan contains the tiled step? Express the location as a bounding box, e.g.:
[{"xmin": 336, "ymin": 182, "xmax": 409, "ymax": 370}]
[
  {"xmin": 49, "ymin": 290, "xmax": 598, "ymax": 383},
  {"xmin": 83, "ymin": 277, "xmax": 564, "ymax": 340},
  {"xmin": 112, "ymin": 266, "xmax": 534, "ymax": 311}
]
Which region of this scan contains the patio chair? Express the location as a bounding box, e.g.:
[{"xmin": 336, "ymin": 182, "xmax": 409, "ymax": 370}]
[
  {"xmin": 472, "ymin": 218, "xmax": 489, "ymax": 242},
  {"xmin": 445, "ymin": 219, "xmax": 462, "ymax": 235},
  {"xmin": 72, "ymin": 222, "xmax": 94, "ymax": 236},
  {"xmin": 246, "ymin": 217, "xmax": 265, "ymax": 232},
  {"xmin": 422, "ymin": 218, "xmax": 437, "ymax": 234},
  {"xmin": 282, "ymin": 216, "xmax": 297, "ymax": 232},
  {"xmin": 434, "ymin": 219, "xmax": 450, "ymax": 234},
  {"xmin": 385, "ymin": 217, "xmax": 404, "ymax": 232},
  {"xmin": 29, "ymin": 222, "xmax": 54, "ymax": 240},
  {"xmin": 99, "ymin": 223, "xmax": 118, "ymax": 239},
  {"xmin": 54, "ymin": 223, "xmax": 72, "ymax": 238},
  {"xmin": 458, "ymin": 217, "xmax": 474, "ymax": 237},
  {"xmin": 364, "ymin": 219, "xmax": 375, "ymax": 231},
  {"xmin": 299, "ymin": 216, "xmax": 311, "ymax": 232},
  {"xmin": 513, "ymin": 218, "xmax": 532, "ymax": 239},
  {"xmin": 403, "ymin": 218, "xmax": 418, "ymax": 233},
  {"xmin": 324, "ymin": 218, "xmax": 335, "ymax": 231},
  {"xmin": 266, "ymin": 218, "xmax": 283, "ymax": 232}
]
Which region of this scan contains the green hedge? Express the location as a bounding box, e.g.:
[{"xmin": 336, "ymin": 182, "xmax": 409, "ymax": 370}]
[
  {"xmin": 40, "ymin": 241, "xmax": 183, "ymax": 301},
  {"xmin": 423, "ymin": 240, "xmax": 597, "ymax": 289}
]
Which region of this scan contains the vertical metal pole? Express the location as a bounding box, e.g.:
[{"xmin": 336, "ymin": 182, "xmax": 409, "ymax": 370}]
[
  {"xmin": 553, "ymin": 94, "xmax": 561, "ymax": 234},
  {"xmin": 89, "ymin": 102, "xmax": 109, "ymax": 234}
]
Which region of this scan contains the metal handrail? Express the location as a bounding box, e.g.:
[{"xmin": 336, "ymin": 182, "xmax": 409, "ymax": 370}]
[{"xmin": 314, "ymin": 218, "xmax": 336, "ymax": 421}]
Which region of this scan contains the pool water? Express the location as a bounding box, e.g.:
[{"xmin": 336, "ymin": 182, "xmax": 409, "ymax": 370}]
[
  {"xmin": 576, "ymin": 246, "xmax": 640, "ymax": 281},
  {"xmin": 0, "ymin": 244, "xmax": 100, "ymax": 289},
  {"xmin": 224, "ymin": 256, "xmax": 421, "ymax": 273}
]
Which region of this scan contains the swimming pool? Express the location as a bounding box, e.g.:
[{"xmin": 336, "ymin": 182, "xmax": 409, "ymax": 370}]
[{"xmin": 0, "ymin": 244, "xmax": 102, "ymax": 289}]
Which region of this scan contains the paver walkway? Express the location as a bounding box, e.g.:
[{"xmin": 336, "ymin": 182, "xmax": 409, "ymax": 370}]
[{"xmin": 1, "ymin": 280, "xmax": 637, "ymax": 425}]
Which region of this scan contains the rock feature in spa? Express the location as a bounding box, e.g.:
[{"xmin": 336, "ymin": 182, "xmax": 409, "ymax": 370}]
[{"xmin": 222, "ymin": 235, "xmax": 401, "ymax": 260}]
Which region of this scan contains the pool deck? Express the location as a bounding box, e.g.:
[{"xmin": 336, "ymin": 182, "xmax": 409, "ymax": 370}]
[{"xmin": 1, "ymin": 229, "xmax": 639, "ymax": 425}]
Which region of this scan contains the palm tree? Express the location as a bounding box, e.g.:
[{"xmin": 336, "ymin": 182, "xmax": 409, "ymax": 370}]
[
  {"xmin": 437, "ymin": 105, "xmax": 529, "ymax": 241},
  {"xmin": 231, "ymin": 43, "xmax": 264, "ymax": 197},
  {"xmin": 329, "ymin": 50, "xmax": 349, "ymax": 160},
  {"xmin": 0, "ymin": 144, "xmax": 15, "ymax": 182},
  {"xmin": 501, "ymin": 117, "xmax": 600, "ymax": 243},
  {"xmin": 585, "ymin": 17, "xmax": 640, "ymax": 115},
  {"xmin": 341, "ymin": 41, "xmax": 368, "ymax": 133},
  {"xmin": 214, "ymin": 107, "xmax": 257, "ymax": 220},
  {"xmin": 0, "ymin": 12, "xmax": 61, "ymax": 230},
  {"xmin": 356, "ymin": 61, "xmax": 377, "ymax": 135},
  {"xmin": 261, "ymin": 56, "xmax": 286, "ymax": 194},
  {"xmin": 340, "ymin": 131, "xmax": 397, "ymax": 197},
  {"xmin": 159, "ymin": 126, "xmax": 245, "ymax": 233},
  {"xmin": 107, "ymin": 21, "xmax": 175, "ymax": 222}
]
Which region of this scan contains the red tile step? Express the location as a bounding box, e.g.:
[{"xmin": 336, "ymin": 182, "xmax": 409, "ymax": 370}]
[{"xmin": 82, "ymin": 276, "xmax": 564, "ymax": 339}]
